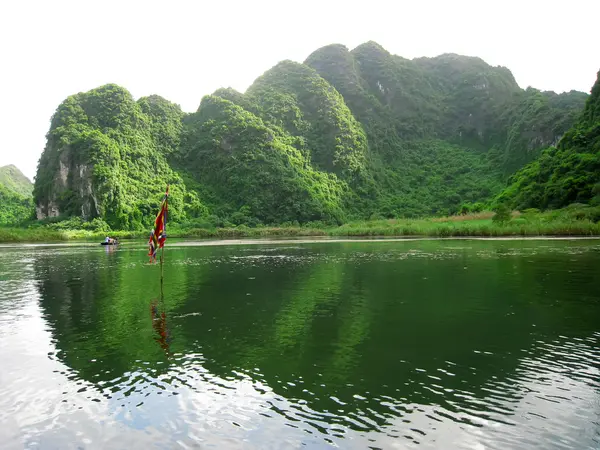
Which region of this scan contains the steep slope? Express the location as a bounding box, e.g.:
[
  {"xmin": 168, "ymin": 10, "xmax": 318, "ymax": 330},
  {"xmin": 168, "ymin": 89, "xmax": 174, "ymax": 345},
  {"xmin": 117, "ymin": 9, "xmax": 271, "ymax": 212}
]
[
  {"xmin": 179, "ymin": 95, "xmax": 348, "ymax": 224},
  {"xmin": 0, "ymin": 165, "xmax": 33, "ymax": 225},
  {"xmin": 0, "ymin": 165, "xmax": 33, "ymax": 197},
  {"xmin": 413, "ymin": 52, "xmax": 520, "ymax": 144},
  {"xmin": 493, "ymin": 88, "xmax": 590, "ymax": 174},
  {"xmin": 305, "ymin": 42, "xmax": 426, "ymax": 158},
  {"xmin": 303, "ymin": 42, "xmax": 588, "ymax": 216},
  {"xmin": 498, "ymin": 71, "xmax": 600, "ymax": 209},
  {"xmin": 0, "ymin": 186, "xmax": 33, "ymax": 225},
  {"xmin": 32, "ymin": 42, "xmax": 591, "ymax": 227},
  {"xmin": 211, "ymin": 61, "xmax": 369, "ymax": 181},
  {"xmin": 33, "ymin": 84, "xmax": 204, "ymax": 230},
  {"xmin": 305, "ymin": 43, "xmax": 586, "ymax": 169},
  {"xmin": 305, "ymin": 43, "xmax": 522, "ymax": 151},
  {"xmin": 177, "ymin": 61, "xmax": 374, "ymax": 223},
  {"xmin": 245, "ymin": 61, "xmax": 369, "ymax": 180}
]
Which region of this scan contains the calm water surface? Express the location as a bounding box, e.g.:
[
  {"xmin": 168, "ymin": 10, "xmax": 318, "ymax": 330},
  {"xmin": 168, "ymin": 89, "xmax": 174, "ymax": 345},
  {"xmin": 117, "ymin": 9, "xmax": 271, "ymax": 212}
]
[{"xmin": 0, "ymin": 239, "xmax": 599, "ymax": 449}]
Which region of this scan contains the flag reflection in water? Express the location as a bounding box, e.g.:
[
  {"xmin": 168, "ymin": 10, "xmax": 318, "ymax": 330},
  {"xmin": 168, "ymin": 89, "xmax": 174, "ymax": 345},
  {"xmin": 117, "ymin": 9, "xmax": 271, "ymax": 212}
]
[{"xmin": 150, "ymin": 298, "xmax": 171, "ymax": 355}]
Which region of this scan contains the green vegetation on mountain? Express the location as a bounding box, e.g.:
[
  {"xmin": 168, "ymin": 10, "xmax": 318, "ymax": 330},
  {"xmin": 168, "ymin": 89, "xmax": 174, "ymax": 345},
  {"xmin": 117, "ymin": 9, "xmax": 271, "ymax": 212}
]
[
  {"xmin": 33, "ymin": 84, "xmax": 206, "ymax": 230},
  {"xmin": 178, "ymin": 94, "xmax": 348, "ymax": 224},
  {"xmin": 305, "ymin": 44, "xmax": 586, "ymax": 174},
  {"xmin": 498, "ymin": 71, "xmax": 600, "ymax": 209},
  {"xmin": 0, "ymin": 185, "xmax": 33, "ymax": 226},
  {"xmin": 0, "ymin": 165, "xmax": 33, "ymax": 197},
  {"xmin": 498, "ymin": 88, "xmax": 589, "ymax": 173},
  {"xmin": 0, "ymin": 165, "xmax": 33, "ymax": 225},
  {"xmin": 23, "ymin": 41, "xmax": 595, "ymax": 233},
  {"xmin": 246, "ymin": 61, "xmax": 369, "ymax": 179}
]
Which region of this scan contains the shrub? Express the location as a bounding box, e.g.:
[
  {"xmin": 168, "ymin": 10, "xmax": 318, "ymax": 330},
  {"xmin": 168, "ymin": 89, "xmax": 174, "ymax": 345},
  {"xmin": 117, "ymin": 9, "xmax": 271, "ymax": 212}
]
[{"xmin": 492, "ymin": 204, "xmax": 512, "ymax": 224}]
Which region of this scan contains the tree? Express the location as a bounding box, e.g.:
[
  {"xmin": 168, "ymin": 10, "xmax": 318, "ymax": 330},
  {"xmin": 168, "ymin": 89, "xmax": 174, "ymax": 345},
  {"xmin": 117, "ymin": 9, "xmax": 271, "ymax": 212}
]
[{"xmin": 492, "ymin": 204, "xmax": 511, "ymax": 224}]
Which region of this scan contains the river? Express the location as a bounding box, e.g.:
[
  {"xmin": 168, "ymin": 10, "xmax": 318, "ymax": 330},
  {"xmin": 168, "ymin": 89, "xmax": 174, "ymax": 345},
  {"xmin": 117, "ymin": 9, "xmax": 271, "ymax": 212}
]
[{"xmin": 0, "ymin": 238, "xmax": 599, "ymax": 449}]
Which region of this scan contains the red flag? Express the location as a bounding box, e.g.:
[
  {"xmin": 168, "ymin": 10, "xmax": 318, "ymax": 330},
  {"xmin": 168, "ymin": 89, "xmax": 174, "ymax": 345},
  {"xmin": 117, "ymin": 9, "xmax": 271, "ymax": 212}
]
[{"xmin": 148, "ymin": 185, "xmax": 169, "ymax": 262}]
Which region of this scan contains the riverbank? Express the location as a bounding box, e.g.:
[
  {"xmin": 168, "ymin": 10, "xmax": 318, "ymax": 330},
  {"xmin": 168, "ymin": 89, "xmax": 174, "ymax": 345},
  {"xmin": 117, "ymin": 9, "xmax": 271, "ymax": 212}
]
[{"xmin": 2, "ymin": 208, "xmax": 599, "ymax": 243}]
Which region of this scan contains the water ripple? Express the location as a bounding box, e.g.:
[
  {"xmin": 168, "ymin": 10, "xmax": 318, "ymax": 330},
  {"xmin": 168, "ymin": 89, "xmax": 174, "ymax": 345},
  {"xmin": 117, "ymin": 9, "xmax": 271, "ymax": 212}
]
[{"xmin": 1, "ymin": 242, "xmax": 600, "ymax": 448}]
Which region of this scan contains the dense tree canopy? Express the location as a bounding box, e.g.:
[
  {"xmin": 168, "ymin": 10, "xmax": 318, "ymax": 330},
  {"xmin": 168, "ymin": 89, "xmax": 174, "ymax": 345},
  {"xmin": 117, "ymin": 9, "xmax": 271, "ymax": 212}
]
[
  {"xmin": 23, "ymin": 42, "xmax": 593, "ymax": 229},
  {"xmin": 0, "ymin": 165, "xmax": 33, "ymax": 225},
  {"xmin": 0, "ymin": 165, "xmax": 33, "ymax": 197},
  {"xmin": 498, "ymin": 71, "xmax": 600, "ymax": 209},
  {"xmin": 33, "ymin": 84, "xmax": 203, "ymax": 230},
  {"xmin": 178, "ymin": 95, "xmax": 348, "ymax": 224}
]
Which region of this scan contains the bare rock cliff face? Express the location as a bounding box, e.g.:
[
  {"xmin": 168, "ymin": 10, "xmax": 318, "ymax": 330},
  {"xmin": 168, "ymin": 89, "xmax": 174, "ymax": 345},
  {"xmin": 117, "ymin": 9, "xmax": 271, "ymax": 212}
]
[{"xmin": 35, "ymin": 144, "xmax": 99, "ymax": 220}]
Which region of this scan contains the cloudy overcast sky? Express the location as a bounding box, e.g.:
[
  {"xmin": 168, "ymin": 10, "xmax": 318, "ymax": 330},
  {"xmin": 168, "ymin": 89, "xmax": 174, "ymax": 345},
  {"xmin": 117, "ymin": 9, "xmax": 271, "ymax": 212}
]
[{"xmin": 1, "ymin": 0, "xmax": 598, "ymax": 180}]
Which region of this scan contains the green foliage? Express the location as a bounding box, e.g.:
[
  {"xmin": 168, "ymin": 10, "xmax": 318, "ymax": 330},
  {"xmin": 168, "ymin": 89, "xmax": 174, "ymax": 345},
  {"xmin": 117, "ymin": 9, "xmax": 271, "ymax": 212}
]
[
  {"xmin": 490, "ymin": 88, "xmax": 589, "ymax": 174},
  {"xmin": 306, "ymin": 44, "xmax": 585, "ymax": 167},
  {"xmin": 179, "ymin": 95, "xmax": 348, "ymax": 224},
  {"xmin": 371, "ymin": 140, "xmax": 502, "ymax": 218},
  {"xmin": 0, "ymin": 184, "xmax": 34, "ymax": 225},
  {"xmin": 498, "ymin": 71, "xmax": 600, "ymax": 210},
  {"xmin": 492, "ymin": 204, "xmax": 511, "ymax": 224},
  {"xmin": 0, "ymin": 165, "xmax": 34, "ymax": 225},
  {"xmin": 413, "ymin": 52, "xmax": 520, "ymax": 147},
  {"xmin": 246, "ymin": 60, "xmax": 369, "ymax": 179},
  {"xmin": 459, "ymin": 202, "xmax": 485, "ymax": 214},
  {"xmin": 0, "ymin": 165, "xmax": 33, "ymax": 197},
  {"xmin": 30, "ymin": 43, "xmax": 591, "ymax": 229},
  {"xmin": 6, "ymin": 206, "xmax": 598, "ymax": 243},
  {"xmin": 34, "ymin": 84, "xmax": 207, "ymax": 230},
  {"xmin": 40, "ymin": 216, "xmax": 112, "ymax": 232},
  {"xmin": 137, "ymin": 95, "xmax": 184, "ymax": 155}
]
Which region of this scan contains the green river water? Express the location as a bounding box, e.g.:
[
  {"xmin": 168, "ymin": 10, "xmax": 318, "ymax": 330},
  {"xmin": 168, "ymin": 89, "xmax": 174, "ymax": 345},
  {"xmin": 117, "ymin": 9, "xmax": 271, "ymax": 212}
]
[{"xmin": 0, "ymin": 238, "xmax": 599, "ymax": 449}]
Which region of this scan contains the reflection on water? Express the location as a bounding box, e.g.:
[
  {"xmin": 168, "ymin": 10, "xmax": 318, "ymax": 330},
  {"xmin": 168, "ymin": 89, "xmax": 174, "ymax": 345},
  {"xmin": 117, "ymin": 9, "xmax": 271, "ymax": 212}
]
[
  {"xmin": 0, "ymin": 240, "xmax": 599, "ymax": 449},
  {"xmin": 150, "ymin": 298, "xmax": 171, "ymax": 355}
]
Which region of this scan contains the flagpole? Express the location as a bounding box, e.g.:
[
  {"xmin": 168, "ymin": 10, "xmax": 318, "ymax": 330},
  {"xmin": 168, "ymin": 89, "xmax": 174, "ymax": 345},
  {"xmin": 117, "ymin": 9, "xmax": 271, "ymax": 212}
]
[
  {"xmin": 159, "ymin": 184, "xmax": 168, "ymax": 302},
  {"xmin": 159, "ymin": 247, "xmax": 164, "ymax": 301}
]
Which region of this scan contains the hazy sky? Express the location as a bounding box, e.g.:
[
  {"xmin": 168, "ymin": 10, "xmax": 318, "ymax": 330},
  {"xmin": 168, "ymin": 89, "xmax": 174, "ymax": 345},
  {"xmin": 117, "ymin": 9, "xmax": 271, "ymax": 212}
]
[{"xmin": 1, "ymin": 0, "xmax": 598, "ymax": 180}]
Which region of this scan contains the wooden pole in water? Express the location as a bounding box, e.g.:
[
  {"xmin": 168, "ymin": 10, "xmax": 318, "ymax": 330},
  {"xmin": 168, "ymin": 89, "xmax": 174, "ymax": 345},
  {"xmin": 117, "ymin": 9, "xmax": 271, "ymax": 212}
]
[{"xmin": 160, "ymin": 245, "xmax": 164, "ymax": 301}]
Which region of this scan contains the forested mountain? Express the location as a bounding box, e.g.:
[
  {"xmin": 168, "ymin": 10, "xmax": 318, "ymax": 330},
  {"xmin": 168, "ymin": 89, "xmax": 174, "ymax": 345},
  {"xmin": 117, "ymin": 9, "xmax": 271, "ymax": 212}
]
[
  {"xmin": 0, "ymin": 165, "xmax": 33, "ymax": 225},
  {"xmin": 497, "ymin": 71, "xmax": 600, "ymax": 209},
  {"xmin": 0, "ymin": 165, "xmax": 33, "ymax": 196},
  {"xmin": 30, "ymin": 42, "xmax": 592, "ymax": 229}
]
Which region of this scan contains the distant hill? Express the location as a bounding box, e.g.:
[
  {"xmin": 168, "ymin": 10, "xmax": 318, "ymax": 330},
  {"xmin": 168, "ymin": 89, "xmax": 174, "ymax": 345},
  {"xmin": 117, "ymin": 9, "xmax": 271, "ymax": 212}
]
[
  {"xmin": 0, "ymin": 165, "xmax": 33, "ymax": 197},
  {"xmin": 0, "ymin": 165, "xmax": 34, "ymax": 225}
]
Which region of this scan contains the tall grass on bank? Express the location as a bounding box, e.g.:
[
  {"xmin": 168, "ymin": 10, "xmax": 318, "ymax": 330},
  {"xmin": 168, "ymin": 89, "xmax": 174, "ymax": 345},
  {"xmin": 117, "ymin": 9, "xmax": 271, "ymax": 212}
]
[
  {"xmin": 0, "ymin": 228, "xmax": 149, "ymax": 243},
  {"xmin": 1, "ymin": 207, "xmax": 599, "ymax": 243},
  {"xmin": 329, "ymin": 218, "xmax": 600, "ymax": 237},
  {"xmin": 0, "ymin": 227, "xmax": 68, "ymax": 242},
  {"xmin": 0, "ymin": 226, "xmax": 327, "ymax": 243}
]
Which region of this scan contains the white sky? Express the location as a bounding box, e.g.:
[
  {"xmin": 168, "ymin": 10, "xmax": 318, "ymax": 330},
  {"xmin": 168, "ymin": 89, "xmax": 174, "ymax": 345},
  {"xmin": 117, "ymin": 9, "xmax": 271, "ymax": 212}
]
[{"xmin": 0, "ymin": 0, "xmax": 598, "ymax": 180}]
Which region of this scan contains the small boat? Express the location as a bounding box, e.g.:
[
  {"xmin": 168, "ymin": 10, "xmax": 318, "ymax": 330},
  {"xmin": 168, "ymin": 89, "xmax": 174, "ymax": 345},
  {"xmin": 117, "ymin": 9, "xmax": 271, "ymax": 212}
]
[{"xmin": 100, "ymin": 241, "xmax": 119, "ymax": 246}]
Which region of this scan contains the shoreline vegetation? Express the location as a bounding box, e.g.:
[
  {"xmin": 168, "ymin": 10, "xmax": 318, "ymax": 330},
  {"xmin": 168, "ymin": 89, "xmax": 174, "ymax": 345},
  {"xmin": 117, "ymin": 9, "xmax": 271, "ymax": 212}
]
[{"xmin": 1, "ymin": 207, "xmax": 599, "ymax": 243}]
